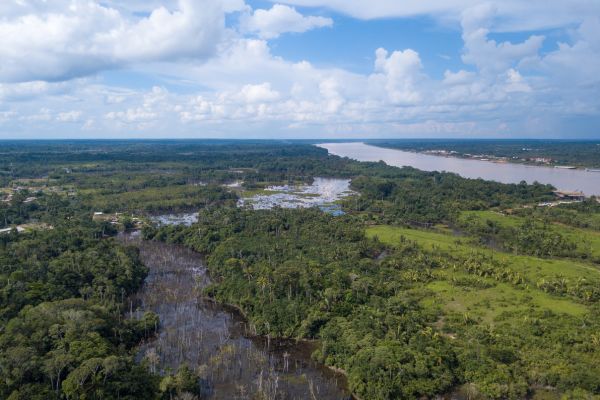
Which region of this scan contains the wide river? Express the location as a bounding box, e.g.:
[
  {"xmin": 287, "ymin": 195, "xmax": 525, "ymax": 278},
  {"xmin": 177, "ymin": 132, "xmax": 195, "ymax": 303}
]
[{"xmin": 318, "ymin": 142, "xmax": 600, "ymax": 196}]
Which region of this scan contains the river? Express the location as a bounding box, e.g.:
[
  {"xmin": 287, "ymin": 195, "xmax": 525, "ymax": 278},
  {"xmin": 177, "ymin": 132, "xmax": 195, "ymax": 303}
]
[
  {"xmin": 122, "ymin": 232, "xmax": 351, "ymax": 400},
  {"xmin": 318, "ymin": 142, "xmax": 600, "ymax": 196}
]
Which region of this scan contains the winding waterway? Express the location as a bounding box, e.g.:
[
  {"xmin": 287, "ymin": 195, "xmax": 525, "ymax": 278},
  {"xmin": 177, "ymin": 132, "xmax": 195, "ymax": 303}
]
[
  {"xmin": 318, "ymin": 142, "xmax": 600, "ymax": 196},
  {"xmin": 122, "ymin": 232, "xmax": 351, "ymax": 400}
]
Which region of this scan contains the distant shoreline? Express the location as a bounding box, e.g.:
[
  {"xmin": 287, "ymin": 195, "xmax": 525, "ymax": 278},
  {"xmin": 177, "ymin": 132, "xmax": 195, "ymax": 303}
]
[{"xmin": 367, "ymin": 143, "xmax": 599, "ymax": 171}]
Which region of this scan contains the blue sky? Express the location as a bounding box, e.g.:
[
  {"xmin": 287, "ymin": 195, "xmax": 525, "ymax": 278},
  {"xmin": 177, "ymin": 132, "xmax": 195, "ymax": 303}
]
[{"xmin": 0, "ymin": 0, "xmax": 599, "ymax": 139}]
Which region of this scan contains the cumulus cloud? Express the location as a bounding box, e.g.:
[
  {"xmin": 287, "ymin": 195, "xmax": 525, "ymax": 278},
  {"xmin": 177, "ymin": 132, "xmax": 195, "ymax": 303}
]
[
  {"xmin": 0, "ymin": 0, "xmax": 599, "ymax": 138},
  {"xmin": 460, "ymin": 4, "xmax": 544, "ymax": 74},
  {"xmin": 106, "ymin": 108, "xmax": 159, "ymax": 124},
  {"xmin": 104, "ymin": 86, "xmax": 172, "ymax": 127},
  {"xmin": 504, "ymin": 69, "xmax": 531, "ymax": 93},
  {"xmin": 541, "ymin": 17, "xmax": 600, "ymax": 86},
  {"xmin": 241, "ymin": 4, "xmax": 332, "ymax": 39},
  {"xmin": 319, "ymin": 78, "xmax": 345, "ymax": 113},
  {"xmin": 443, "ymin": 70, "xmax": 475, "ymax": 86},
  {"xmin": 237, "ymin": 83, "xmax": 281, "ymax": 103},
  {"xmin": 370, "ymin": 48, "xmax": 423, "ymax": 104},
  {"xmin": 0, "ymin": 0, "xmax": 227, "ymax": 83}
]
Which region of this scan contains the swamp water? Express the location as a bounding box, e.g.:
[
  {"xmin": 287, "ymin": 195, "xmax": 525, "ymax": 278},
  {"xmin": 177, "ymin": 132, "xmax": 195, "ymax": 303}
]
[
  {"xmin": 150, "ymin": 178, "xmax": 354, "ymax": 226},
  {"xmin": 238, "ymin": 177, "xmax": 353, "ymax": 215},
  {"xmin": 122, "ymin": 232, "xmax": 351, "ymax": 399}
]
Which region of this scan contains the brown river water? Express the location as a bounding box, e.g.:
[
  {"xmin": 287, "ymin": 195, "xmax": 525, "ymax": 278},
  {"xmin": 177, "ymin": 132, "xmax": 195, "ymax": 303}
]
[
  {"xmin": 121, "ymin": 232, "xmax": 351, "ymax": 400},
  {"xmin": 318, "ymin": 142, "xmax": 600, "ymax": 196}
]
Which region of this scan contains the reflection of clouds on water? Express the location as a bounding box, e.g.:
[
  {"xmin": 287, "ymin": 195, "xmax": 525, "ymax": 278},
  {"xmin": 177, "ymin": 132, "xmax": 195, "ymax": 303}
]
[
  {"xmin": 151, "ymin": 213, "xmax": 198, "ymax": 226},
  {"xmin": 150, "ymin": 179, "xmax": 353, "ymax": 227},
  {"xmin": 239, "ymin": 178, "xmax": 353, "ymax": 215}
]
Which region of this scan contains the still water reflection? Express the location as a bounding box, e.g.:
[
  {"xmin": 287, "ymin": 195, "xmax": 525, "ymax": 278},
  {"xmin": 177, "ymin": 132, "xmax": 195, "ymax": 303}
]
[{"xmin": 239, "ymin": 177, "xmax": 353, "ymax": 215}]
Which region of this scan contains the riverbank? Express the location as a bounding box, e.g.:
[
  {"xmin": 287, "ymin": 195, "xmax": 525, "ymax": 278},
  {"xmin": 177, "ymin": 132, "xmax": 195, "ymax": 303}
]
[
  {"xmin": 371, "ymin": 143, "xmax": 593, "ymax": 171},
  {"xmin": 363, "ymin": 140, "xmax": 600, "ymax": 171}
]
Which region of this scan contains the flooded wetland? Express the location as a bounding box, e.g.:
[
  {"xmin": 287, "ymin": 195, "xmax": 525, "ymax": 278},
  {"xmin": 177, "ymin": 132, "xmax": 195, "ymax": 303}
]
[
  {"xmin": 238, "ymin": 177, "xmax": 353, "ymax": 215},
  {"xmin": 122, "ymin": 233, "xmax": 351, "ymax": 399}
]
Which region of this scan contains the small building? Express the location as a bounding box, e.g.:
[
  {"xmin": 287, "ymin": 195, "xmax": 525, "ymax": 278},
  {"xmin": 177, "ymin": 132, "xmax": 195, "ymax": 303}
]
[
  {"xmin": 92, "ymin": 212, "xmax": 105, "ymax": 221},
  {"xmin": 553, "ymin": 190, "xmax": 585, "ymax": 201},
  {"xmin": 530, "ymin": 157, "xmax": 552, "ymax": 164},
  {"xmin": 0, "ymin": 226, "xmax": 26, "ymax": 235}
]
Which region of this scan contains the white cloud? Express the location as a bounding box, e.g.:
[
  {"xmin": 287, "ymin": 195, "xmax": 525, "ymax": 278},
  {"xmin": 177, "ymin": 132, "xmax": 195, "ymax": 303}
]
[
  {"xmin": 0, "ymin": 81, "xmax": 73, "ymax": 101},
  {"xmin": 237, "ymin": 83, "xmax": 281, "ymax": 103},
  {"xmin": 241, "ymin": 4, "xmax": 332, "ymax": 39},
  {"xmin": 2, "ymin": 33, "xmax": 590, "ymax": 138},
  {"xmin": 0, "ymin": 0, "xmax": 227, "ymax": 83},
  {"xmin": 370, "ymin": 48, "xmax": 423, "ymax": 104},
  {"xmin": 0, "ymin": 1, "xmax": 598, "ymax": 138},
  {"xmin": 272, "ymin": 0, "xmax": 600, "ymax": 31},
  {"xmin": 56, "ymin": 110, "xmax": 83, "ymax": 122},
  {"xmin": 443, "ymin": 70, "xmax": 475, "ymax": 86},
  {"xmin": 504, "ymin": 69, "xmax": 531, "ymax": 93},
  {"xmin": 269, "ymin": 0, "xmax": 471, "ymax": 20},
  {"xmin": 460, "ymin": 4, "xmax": 544, "ymax": 75},
  {"xmin": 319, "ymin": 78, "xmax": 345, "ymax": 113},
  {"xmin": 106, "ymin": 108, "xmax": 159, "ymax": 124},
  {"xmin": 104, "ymin": 86, "xmax": 172, "ymax": 126},
  {"xmin": 541, "ymin": 17, "xmax": 600, "ymax": 86}
]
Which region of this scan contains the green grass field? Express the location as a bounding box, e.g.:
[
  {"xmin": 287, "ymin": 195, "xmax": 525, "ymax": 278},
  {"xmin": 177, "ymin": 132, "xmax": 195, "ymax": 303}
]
[
  {"xmin": 367, "ymin": 225, "xmax": 593, "ymax": 320},
  {"xmin": 423, "ymin": 280, "xmax": 586, "ymax": 322},
  {"xmin": 367, "ymin": 225, "xmax": 600, "ymax": 284}
]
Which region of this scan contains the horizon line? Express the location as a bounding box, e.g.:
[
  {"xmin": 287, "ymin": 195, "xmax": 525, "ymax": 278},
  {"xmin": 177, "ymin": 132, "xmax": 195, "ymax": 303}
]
[{"xmin": 0, "ymin": 137, "xmax": 599, "ymax": 142}]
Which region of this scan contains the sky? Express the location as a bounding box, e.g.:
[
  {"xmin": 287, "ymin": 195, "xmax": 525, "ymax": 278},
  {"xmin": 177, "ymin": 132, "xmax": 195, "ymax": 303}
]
[{"xmin": 0, "ymin": 0, "xmax": 599, "ymax": 139}]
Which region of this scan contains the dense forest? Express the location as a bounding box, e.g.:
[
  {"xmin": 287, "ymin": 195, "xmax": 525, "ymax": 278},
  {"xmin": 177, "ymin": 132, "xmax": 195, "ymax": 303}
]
[
  {"xmin": 0, "ymin": 217, "xmax": 161, "ymax": 399},
  {"xmin": 1, "ymin": 140, "xmax": 599, "ymax": 399},
  {"xmin": 149, "ymin": 207, "xmax": 600, "ymax": 400}
]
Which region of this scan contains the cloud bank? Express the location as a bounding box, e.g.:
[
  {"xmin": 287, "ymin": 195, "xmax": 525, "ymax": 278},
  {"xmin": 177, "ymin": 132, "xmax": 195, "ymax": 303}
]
[
  {"xmin": 0, "ymin": 0, "xmax": 226, "ymax": 83},
  {"xmin": 0, "ymin": 0, "xmax": 598, "ymax": 138}
]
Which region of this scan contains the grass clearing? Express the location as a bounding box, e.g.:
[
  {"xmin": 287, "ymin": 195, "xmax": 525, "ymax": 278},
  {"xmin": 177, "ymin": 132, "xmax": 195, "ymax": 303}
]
[
  {"xmin": 425, "ymin": 280, "xmax": 586, "ymax": 322},
  {"xmin": 368, "ymin": 225, "xmax": 592, "ymax": 320},
  {"xmin": 367, "ymin": 225, "xmax": 600, "ymax": 283}
]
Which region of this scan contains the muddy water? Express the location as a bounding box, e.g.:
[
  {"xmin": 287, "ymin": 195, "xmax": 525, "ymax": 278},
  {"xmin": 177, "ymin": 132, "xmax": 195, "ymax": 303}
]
[
  {"xmin": 122, "ymin": 233, "xmax": 351, "ymax": 400},
  {"xmin": 319, "ymin": 142, "xmax": 600, "ymax": 196}
]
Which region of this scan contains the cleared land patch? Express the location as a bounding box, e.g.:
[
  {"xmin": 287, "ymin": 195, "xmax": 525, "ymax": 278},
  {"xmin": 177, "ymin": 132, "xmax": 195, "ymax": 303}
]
[{"xmin": 367, "ymin": 225, "xmax": 592, "ymax": 320}]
